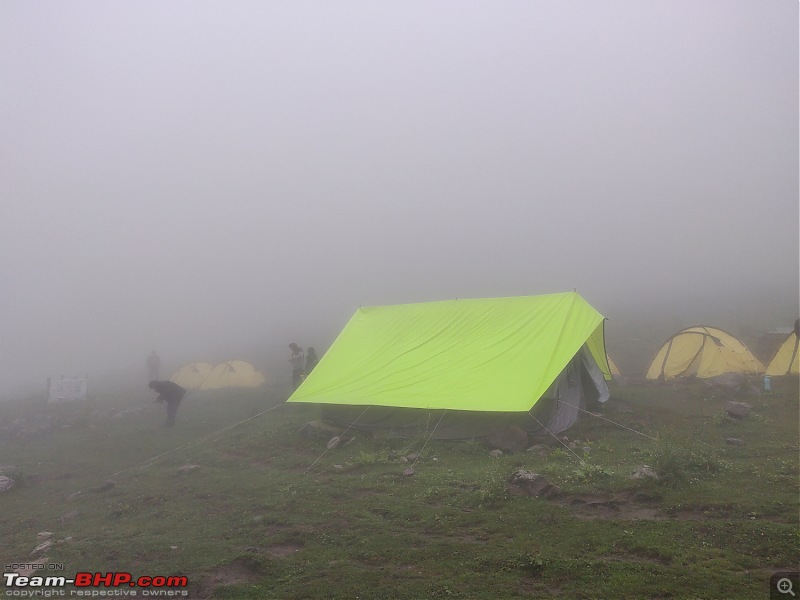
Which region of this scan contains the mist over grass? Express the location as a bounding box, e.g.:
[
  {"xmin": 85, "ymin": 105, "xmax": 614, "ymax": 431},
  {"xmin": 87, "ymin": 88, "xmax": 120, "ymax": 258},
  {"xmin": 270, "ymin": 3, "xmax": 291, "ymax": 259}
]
[
  {"xmin": 1, "ymin": 1, "xmax": 797, "ymax": 398},
  {"xmin": 4, "ymin": 283, "xmax": 796, "ymax": 404}
]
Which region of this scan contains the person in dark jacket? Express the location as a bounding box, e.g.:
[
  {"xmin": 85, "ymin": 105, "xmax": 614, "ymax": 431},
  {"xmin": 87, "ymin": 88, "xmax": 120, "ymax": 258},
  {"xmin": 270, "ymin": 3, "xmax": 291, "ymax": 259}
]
[
  {"xmin": 149, "ymin": 380, "xmax": 186, "ymax": 427},
  {"xmin": 289, "ymin": 343, "xmax": 305, "ymax": 389},
  {"xmin": 304, "ymin": 347, "xmax": 319, "ymax": 375}
]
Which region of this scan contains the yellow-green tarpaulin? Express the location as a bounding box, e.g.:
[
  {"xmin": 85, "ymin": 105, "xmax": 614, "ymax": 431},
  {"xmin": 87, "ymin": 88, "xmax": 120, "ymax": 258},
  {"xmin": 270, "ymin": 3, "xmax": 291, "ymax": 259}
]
[{"xmin": 288, "ymin": 292, "xmax": 610, "ymax": 412}]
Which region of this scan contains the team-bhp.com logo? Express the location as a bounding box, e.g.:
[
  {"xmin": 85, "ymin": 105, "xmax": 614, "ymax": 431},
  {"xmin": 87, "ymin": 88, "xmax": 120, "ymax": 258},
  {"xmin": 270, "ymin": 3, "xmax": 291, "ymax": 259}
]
[{"xmin": 3, "ymin": 572, "xmax": 188, "ymax": 596}]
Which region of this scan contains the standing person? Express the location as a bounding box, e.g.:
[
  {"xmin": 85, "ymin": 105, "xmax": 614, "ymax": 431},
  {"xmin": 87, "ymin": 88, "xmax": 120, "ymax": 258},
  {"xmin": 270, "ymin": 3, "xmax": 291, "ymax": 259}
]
[
  {"xmin": 148, "ymin": 380, "xmax": 186, "ymax": 427},
  {"xmin": 289, "ymin": 343, "xmax": 305, "ymax": 389},
  {"xmin": 147, "ymin": 351, "xmax": 161, "ymax": 381},
  {"xmin": 305, "ymin": 347, "xmax": 319, "ymax": 375}
]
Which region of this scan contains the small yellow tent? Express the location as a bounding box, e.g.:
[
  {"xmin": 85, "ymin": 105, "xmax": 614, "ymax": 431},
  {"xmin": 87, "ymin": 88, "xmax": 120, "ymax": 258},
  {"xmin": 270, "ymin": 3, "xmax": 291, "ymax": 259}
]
[
  {"xmin": 169, "ymin": 362, "xmax": 214, "ymax": 390},
  {"xmin": 607, "ymin": 356, "xmax": 622, "ymax": 378},
  {"xmin": 198, "ymin": 360, "xmax": 266, "ymax": 390},
  {"xmin": 646, "ymin": 326, "xmax": 764, "ymax": 380},
  {"xmin": 765, "ymin": 330, "xmax": 799, "ymax": 376}
]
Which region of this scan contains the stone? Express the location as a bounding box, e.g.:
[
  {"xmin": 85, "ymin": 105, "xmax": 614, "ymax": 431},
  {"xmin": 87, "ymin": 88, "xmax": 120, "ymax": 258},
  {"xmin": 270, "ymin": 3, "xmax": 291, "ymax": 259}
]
[
  {"xmin": 630, "ymin": 465, "xmax": 660, "ymax": 480},
  {"xmin": 59, "ymin": 510, "xmax": 80, "ymax": 523},
  {"xmin": 31, "ymin": 540, "xmax": 53, "ymax": 556},
  {"xmin": 724, "ymin": 401, "xmax": 751, "ymax": 419},
  {"xmin": 402, "ymin": 468, "xmax": 415, "ymax": 477},
  {"xmin": 0, "ymin": 475, "xmax": 14, "ymax": 492},
  {"xmin": 91, "ymin": 480, "xmax": 115, "ymax": 492},
  {"xmin": 726, "ymin": 437, "xmax": 746, "ymax": 446},
  {"xmin": 506, "ymin": 470, "xmax": 561, "ymax": 498},
  {"xmin": 489, "ymin": 449, "xmax": 503, "ymax": 458},
  {"xmin": 708, "ymin": 372, "xmax": 745, "ymax": 391},
  {"xmin": 326, "ymin": 436, "xmax": 341, "ymax": 450}
]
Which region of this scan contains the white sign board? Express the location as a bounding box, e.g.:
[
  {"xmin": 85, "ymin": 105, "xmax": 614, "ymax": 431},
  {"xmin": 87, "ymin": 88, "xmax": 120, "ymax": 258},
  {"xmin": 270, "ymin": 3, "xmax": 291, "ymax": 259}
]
[{"xmin": 48, "ymin": 378, "xmax": 88, "ymax": 403}]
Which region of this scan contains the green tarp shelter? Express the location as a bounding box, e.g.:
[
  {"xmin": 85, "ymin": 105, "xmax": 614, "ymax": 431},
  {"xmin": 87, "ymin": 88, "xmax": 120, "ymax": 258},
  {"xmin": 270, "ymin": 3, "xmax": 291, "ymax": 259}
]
[{"xmin": 288, "ymin": 292, "xmax": 611, "ymax": 437}]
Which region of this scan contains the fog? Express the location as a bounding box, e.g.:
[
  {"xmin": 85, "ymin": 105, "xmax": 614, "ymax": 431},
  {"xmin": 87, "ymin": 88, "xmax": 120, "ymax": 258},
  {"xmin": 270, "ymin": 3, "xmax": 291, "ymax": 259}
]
[{"xmin": 1, "ymin": 1, "xmax": 797, "ymax": 396}]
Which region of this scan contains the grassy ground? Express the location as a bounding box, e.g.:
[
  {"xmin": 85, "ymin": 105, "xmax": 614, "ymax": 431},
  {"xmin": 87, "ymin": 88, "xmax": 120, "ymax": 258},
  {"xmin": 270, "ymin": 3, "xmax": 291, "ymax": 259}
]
[{"xmin": 0, "ymin": 377, "xmax": 797, "ymax": 599}]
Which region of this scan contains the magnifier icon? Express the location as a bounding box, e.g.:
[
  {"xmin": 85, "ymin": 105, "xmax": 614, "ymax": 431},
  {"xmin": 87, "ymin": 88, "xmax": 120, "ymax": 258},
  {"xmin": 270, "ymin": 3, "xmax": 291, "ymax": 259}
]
[{"xmin": 778, "ymin": 578, "xmax": 796, "ymax": 596}]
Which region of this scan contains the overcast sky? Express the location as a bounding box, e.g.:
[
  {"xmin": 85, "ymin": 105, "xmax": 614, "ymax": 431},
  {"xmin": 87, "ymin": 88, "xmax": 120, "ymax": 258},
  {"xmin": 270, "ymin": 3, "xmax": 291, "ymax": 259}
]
[{"xmin": 1, "ymin": 1, "xmax": 797, "ymax": 394}]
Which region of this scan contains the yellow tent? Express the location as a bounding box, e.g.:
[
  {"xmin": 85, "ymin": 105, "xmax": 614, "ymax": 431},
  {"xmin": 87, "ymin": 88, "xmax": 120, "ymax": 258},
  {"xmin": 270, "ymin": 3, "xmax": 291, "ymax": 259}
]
[
  {"xmin": 169, "ymin": 362, "xmax": 214, "ymax": 390},
  {"xmin": 607, "ymin": 355, "xmax": 622, "ymax": 377},
  {"xmin": 198, "ymin": 360, "xmax": 266, "ymax": 390},
  {"xmin": 765, "ymin": 330, "xmax": 800, "ymax": 376},
  {"xmin": 646, "ymin": 326, "xmax": 764, "ymax": 380}
]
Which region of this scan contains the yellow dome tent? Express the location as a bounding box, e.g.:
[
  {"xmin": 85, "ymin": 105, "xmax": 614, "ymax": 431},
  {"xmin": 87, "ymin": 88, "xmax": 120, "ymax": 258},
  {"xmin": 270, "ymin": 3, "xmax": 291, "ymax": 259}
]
[
  {"xmin": 646, "ymin": 326, "xmax": 764, "ymax": 381},
  {"xmin": 765, "ymin": 328, "xmax": 799, "ymax": 376},
  {"xmin": 197, "ymin": 360, "xmax": 266, "ymax": 390},
  {"xmin": 169, "ymin": 362, "xmax": 214, "ymax": 390}
]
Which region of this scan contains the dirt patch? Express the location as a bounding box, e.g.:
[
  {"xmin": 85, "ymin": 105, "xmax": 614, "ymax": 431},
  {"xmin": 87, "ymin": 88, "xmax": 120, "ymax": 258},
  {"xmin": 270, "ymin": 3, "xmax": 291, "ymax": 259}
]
[
  {"xmin": 194, "ymin": 557, "xmax": 263, "ymax": 598},
  {"xmin": 554, "ymin": 490, "xmax": 665, "ymax": 520},
  {"xmin": 551, "ymin": 490, "xmax": 744, "ymax": 521},
  {"xmin": 506, "ymin": 472, "xmax": 675, "ymax": 520}
]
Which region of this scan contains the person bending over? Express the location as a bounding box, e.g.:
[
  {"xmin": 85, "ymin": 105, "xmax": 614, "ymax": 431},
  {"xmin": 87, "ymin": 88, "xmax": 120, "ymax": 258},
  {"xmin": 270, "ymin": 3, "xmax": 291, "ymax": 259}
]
[{"xmin": 148, "ymin": 380, "xmax": 186, "ymax": 427}]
